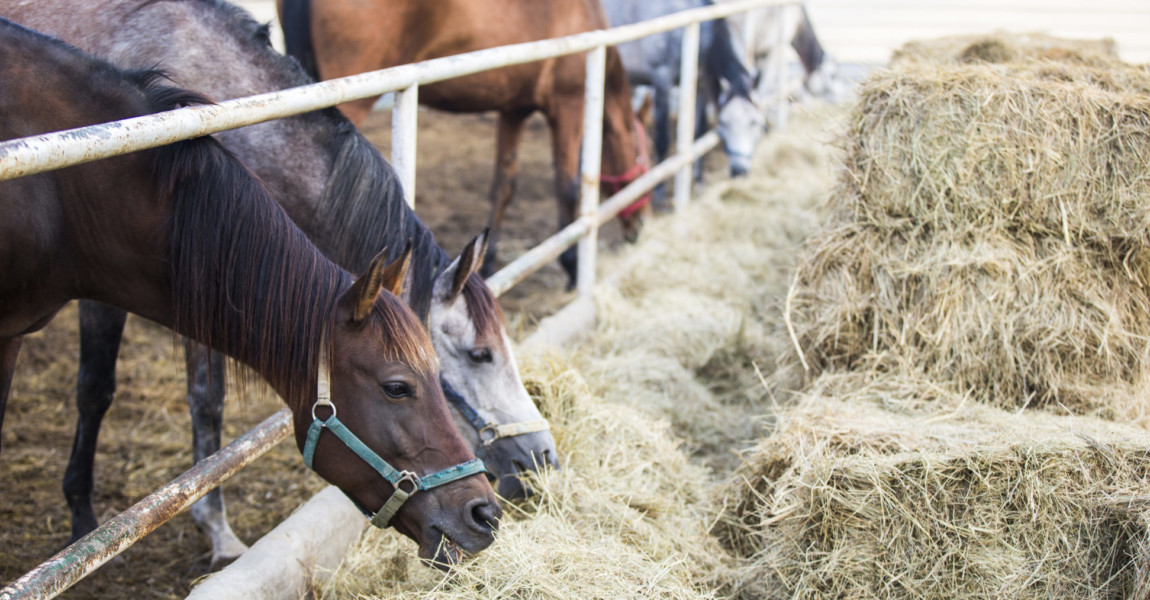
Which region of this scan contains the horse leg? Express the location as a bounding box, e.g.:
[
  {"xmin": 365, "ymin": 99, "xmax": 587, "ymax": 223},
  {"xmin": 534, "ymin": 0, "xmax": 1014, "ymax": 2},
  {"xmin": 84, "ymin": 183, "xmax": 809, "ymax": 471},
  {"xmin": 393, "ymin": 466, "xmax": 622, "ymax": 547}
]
[
  {"xmin": 693, "ymin": 79, "xmax": 711, "ymax": 184},
  {"xmin": 0, "ymin": 336, "xmax": 23, "ymax": 457},
  {"xmin": 481, "ymin": 110, "xmax": 532, "ymax": 278},
  {"xmin": 651, "ymin": 73, "xmax": 673, "ymax": 209},
  {"xmin": 548, "ymin": 96, "xmax": 584, "ymax": 289},
  {"xmin": 184, "ymin": 338, "xmax": 248, "ymax": 566},
  {"xmin": 63, "ymin": 301, "xmax": 127, "ymax": 545}
]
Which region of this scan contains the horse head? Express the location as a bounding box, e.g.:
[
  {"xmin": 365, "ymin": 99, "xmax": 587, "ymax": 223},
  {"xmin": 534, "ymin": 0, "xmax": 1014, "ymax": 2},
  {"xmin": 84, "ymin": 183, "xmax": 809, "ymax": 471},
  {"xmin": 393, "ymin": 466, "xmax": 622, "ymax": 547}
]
[
  {"xmin": 601, "ymin": 48, "xmax": 653, "ymax": 244},
  {"xmin": 301, "ymin": 246, "xmax": 501, "ymax": 567},
  {"xmin": 716, "ymin": 80, "xmax": 765, "ymax": 178},
  {"xmin": 428, "ymin": 231, "xmax": 559, "ymax": 499}
]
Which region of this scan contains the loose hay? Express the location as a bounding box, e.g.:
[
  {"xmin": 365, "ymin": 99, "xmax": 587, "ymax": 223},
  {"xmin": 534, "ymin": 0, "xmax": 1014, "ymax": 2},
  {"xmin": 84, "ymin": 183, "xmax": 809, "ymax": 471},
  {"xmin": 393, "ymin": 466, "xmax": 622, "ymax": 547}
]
[
  {"xmin": 787, "ymin": 51, "xmax": 1150, "ymax": 418},
  {"xmin": 716, "ymin": 375, "xmax": 1150, "ymax": 600},
  {"xmin": 318, "ymin": 358, "xmax": 726, "ymax": 600}
]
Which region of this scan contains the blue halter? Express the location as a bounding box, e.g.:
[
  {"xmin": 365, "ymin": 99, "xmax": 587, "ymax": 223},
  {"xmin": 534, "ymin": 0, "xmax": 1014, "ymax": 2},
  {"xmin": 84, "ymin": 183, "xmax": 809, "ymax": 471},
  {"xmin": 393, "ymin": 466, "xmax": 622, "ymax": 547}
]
[
  {"xmin": 441, "ymin": 376, "xmax": 551, "ymax": 449},
  {"xmin": 302, "ymin": 352, "xmax": 486, "ymax": 528}
]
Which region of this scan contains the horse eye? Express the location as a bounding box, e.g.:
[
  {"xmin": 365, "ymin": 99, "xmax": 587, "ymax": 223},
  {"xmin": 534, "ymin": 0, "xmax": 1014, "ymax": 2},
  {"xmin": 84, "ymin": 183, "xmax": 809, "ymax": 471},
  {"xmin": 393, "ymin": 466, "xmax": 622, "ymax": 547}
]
[
  {"xmin": 467, "ymin": 348, "xmax": 493, "ymax": 364},
  {"xmin": 382, "ymin": 381, "xmax": 413, "ymax": 399}
]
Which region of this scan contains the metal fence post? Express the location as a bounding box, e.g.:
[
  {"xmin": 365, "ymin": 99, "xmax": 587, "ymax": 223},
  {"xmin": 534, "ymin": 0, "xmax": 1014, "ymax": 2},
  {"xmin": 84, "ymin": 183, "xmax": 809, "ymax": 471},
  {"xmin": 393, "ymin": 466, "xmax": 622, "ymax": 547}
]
[
  {"xmin": 674, "ymin": 21, "xmax": 701, "ymax": 211},
  {"xmin": 391, "ymin": 84, "xmax": 419, "ymax": 208},
  {"xmin": 771, "ymin": 14, "xmax": 789, "ymax": 129},
  {"xmin": 577, "ymin": 44, "xmax": 607, "ymax": 297}
]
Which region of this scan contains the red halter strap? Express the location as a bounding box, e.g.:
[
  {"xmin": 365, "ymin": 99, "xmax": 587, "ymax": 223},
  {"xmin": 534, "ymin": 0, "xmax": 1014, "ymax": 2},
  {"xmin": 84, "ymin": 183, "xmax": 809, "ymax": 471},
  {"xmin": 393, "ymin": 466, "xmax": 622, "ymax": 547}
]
[{"xmin": 600, "ymin": 117, "xmax": 652, "ymax": 219}]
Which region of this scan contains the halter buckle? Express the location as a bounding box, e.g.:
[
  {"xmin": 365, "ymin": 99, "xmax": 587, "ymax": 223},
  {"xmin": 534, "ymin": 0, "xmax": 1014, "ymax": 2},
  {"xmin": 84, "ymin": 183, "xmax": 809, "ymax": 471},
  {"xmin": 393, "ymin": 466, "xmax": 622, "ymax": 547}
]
[{"xmin": 395, "ymin": 470, "xmax": 420, "ymax": 494}]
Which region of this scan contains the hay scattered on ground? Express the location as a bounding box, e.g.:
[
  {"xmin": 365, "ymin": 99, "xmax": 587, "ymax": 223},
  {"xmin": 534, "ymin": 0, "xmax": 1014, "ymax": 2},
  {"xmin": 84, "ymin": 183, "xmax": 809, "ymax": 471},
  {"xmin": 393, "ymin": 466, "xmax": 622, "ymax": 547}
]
[
  {"xmin": 786, "ymin": 50, "xmax": 1150, "ymax": 418},
  {"xmin": 716, "ymin": 376, "xmax": 1150, "ymax": 600},
  {"xmin": 315, "ymin": 107, "xmax": 846, "ymax": 599}
]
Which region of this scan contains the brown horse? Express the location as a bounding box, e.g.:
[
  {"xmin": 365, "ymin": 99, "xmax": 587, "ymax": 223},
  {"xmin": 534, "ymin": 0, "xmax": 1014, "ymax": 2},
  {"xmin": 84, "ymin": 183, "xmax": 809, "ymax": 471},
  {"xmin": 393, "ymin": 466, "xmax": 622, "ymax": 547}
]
[
  {"xmin": 0, "ymin": 18, "xmax": 497, "ymax": 566},
  {"xmin": 279, "ymin": 0, "xmax": 653, "ymax": 285}
]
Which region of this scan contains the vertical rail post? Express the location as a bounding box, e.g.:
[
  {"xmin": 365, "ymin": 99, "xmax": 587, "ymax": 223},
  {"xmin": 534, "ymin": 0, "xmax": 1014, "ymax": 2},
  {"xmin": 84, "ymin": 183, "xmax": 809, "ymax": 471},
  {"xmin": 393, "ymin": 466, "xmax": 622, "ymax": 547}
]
[
  {"xmin": 771, "ymin": 13, "xmax": 789, "ymax": 129},
  {"xmin": 674, "ymin": 21, "xmax": 701, "ymax": 211},
  {"xmin": 577, "ymin": 45, "xmax": 607, "ymax": 297},
  {"xmin": 391, "ymin": 84, "xmax": 419, "ymax": 208},
  {"xmin": 741, "ymin": 7, "xmax": 757, "ymax": 65}
]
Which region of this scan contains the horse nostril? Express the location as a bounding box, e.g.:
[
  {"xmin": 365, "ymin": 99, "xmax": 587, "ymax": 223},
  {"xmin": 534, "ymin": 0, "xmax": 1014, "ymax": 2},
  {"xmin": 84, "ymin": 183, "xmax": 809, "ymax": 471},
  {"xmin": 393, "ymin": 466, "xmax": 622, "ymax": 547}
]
[
  {"xmin": 543, "ymin": 449, "xmax": 560, "ymax": 469},
  {"xmin": 468, "ymin": 498, "xmax": 502, "ymax": 533}
]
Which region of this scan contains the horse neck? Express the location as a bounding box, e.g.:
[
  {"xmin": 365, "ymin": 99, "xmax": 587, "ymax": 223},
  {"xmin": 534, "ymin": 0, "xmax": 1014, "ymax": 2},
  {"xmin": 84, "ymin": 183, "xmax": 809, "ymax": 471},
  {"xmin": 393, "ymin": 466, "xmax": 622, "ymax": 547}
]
[
  {"xmin": 791, "ymin": 7, "xmax": 826, "ymax": 74},
  {"xmin": 72, "ymin": 0, "xmax": 450, "ymax": 320}
]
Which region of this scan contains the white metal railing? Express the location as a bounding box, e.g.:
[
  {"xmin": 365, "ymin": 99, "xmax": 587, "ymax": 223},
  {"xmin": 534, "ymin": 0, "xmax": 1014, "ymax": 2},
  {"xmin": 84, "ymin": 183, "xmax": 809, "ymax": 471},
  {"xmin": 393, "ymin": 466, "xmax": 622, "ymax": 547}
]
[{"xmin": 0, "ymin": 0, "xmax": 803, "ymax": 597}]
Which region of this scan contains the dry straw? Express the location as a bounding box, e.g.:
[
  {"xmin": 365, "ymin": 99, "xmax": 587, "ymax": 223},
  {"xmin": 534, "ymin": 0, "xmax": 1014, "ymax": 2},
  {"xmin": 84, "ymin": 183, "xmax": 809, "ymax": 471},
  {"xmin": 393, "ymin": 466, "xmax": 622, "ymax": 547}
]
[
  {"xmin": 787, "ymin": 37, "xmax": 1150, "ymax": 418},
  {"xmin": 718, "ymin": 34, "xmax": 1150, "ymax": 600},
  {"xmin": 716, "ymin": 379, "xmax": 1150, "ymax": 600}
]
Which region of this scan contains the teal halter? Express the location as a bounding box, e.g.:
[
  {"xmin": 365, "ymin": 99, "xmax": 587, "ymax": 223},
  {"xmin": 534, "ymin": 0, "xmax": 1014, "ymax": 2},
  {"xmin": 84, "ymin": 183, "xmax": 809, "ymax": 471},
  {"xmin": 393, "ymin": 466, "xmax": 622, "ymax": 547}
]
[{"xmin": 302, "ymin": 350, "xmax": 486, "ymax": 528}]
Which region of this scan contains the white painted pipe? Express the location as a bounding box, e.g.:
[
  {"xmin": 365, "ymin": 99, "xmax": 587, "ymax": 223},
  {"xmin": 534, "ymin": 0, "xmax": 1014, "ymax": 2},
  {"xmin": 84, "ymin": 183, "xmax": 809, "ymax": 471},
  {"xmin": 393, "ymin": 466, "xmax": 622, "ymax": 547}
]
[
  {"xmin": 674, "ymin": 21, "xmax": 702, "ymax": 211},
  {"xmin": 391, "ymin": 84, "xmax": 420, "ymax": 208},
  {"xmin": 184, "ymin": 487, "xmax": 364, "ymax": 600},
  {"xmin": 578, "ymin": 45, "xmax": 607, "ymax": 297}
]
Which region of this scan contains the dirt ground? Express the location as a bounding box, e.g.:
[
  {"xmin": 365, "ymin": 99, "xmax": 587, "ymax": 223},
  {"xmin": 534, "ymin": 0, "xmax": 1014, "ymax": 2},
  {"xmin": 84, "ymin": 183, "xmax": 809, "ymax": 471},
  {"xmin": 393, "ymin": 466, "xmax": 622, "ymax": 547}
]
[{"xmin": 0, "ymin": 107, "xmax": 729, "ymax": 599}]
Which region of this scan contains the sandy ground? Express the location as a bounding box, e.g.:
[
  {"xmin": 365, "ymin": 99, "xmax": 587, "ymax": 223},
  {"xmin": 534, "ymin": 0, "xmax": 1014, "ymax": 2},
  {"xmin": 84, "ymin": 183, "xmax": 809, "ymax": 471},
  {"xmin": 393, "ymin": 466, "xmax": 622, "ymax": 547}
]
[{"xmin": 0, "ymin": 106, "xmax": 730, "ymax": 599}]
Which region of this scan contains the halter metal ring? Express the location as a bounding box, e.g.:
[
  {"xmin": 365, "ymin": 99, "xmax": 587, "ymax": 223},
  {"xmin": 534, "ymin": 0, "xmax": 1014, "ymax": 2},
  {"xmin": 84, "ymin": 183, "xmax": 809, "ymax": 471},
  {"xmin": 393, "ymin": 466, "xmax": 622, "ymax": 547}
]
[
  {"xmin": 394, "ymin": 470, "xmax": 420, "ymax": 494},
  {"xmin": 311, "ymin": 398, "xmax": 337, "ymax": 421},
  {"xmin": 479, "ymin": 424, "xmax": 499, "ymax": 446}
]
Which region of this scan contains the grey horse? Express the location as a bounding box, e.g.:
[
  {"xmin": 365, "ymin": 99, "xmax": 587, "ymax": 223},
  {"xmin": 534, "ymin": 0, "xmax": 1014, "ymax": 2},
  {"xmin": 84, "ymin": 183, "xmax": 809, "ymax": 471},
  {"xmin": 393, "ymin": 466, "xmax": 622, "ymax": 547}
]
[{"xmin": 603, "ymin": 0, "xmax": 764, "ymax": 182}]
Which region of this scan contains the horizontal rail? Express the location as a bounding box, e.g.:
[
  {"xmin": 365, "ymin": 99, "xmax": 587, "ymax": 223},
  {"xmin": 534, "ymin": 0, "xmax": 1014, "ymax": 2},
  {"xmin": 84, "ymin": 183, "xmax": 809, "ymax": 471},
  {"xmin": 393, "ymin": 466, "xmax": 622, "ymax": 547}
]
[
  {"xmin": 0, "ymin": 0, "xmax": 793, "ymax": 181},
  {"xmin": 0, "ymin": 409, "xmax": 293, "ymax": 600},
  {"xmin": 486, "ymin": 130, "xmax": 721, "ymax": 298}
]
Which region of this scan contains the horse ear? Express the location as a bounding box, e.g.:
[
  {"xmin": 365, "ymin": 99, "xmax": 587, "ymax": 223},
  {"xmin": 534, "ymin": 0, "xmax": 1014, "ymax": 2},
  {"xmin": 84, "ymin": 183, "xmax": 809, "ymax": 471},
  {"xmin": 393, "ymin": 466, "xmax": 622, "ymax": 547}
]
[
  {"xmin": 437, "ymin": 229, "xmax": 488, "ymax": 303},
  {"xmin": 342, "ymin": 248, "xmax": 392, "ymax": 324},
  {"xmin": 340, "ymin": 242, "xmax": 411, "ymax": 324},
  {"xmin": 381, "ymin": 240, "xmax": 413, "ymax": 298},
  {"xmin": 637, "ymin": 90, "xmax": 653, "ymax": 127}
]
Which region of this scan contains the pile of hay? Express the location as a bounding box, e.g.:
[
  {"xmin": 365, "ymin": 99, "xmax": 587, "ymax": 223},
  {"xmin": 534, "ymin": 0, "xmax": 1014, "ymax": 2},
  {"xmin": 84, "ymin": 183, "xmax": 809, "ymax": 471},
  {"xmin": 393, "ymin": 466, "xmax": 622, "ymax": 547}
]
[
  {"xmin": 890, "ymin": 32, "xmax": 1122, "ymax": 67},
  {"xmin": 716, "ymin": 34, "xmax": 1150, "ymax": 600},
  {"xmin": 313, "ymin": 107, "xmax": 844, "ymax": 599},
  {"xmin": 716, "ymin": 381, "xmax": 1150, "ymax": 600},
  {"xmin": 786, "ymin": 46, "xmax": 1150, "ymax": 418}
]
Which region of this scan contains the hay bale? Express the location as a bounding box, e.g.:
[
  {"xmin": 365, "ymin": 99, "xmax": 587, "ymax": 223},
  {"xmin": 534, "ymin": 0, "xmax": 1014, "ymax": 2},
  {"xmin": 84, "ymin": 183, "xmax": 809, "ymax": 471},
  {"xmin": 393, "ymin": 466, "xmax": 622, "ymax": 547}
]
[
  {"xmin": 788, "ymin": 57, "xmax": 1150, "ymax": 416},
  {"xmin": 716, "ymin": 374, "xmax": 1150, "ymax": 600},
  {"xmin": 890, "ymin": 32, "xmax": 1121, "ymax": 67}
]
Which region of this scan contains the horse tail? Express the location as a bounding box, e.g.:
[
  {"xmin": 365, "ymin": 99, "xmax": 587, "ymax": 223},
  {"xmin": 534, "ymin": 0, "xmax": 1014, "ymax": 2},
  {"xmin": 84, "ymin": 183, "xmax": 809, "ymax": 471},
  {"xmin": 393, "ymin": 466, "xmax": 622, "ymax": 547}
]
[
  {"xmin": 280, "ymin": 0, "xmax": 318, "ymax": 81},
  {"xmin": 704, "ymin": 15, "xmax": 754, "ymax": 99}
]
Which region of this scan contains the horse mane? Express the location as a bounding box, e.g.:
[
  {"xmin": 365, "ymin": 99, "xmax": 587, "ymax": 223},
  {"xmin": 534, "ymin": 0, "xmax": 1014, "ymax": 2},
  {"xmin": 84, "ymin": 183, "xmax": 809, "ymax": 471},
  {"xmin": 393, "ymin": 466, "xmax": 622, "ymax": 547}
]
[
  {"xmin": 701, "ymin": 5, "xmax": 755, "ymax": 100},
  {"xmin": 790, "ymin": 5, "xmax": 826, "ymax": 74},
  {"xmin": 319, "ymin": 124, "xmax": 447, "ymax": 323},
  {"xmin": 141, "ymin": 75, "xmax": 434, "ymax": 406},
  {"xmin": 181, "ymin": 0, "xmax": 498, "ymax": 333}
]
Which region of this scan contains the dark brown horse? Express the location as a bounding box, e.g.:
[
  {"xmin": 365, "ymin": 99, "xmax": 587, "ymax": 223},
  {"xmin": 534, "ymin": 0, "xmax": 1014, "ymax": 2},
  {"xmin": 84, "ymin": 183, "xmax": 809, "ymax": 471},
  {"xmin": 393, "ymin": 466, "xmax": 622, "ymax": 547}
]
[
  {"xmin": 0, "ymin": 18, "xmax": 498, "ymax": 566},
  {"xmin": 4, "ymin": 0, "xmax": 556, "ymax": 566},
  {"xmin": 279, "ymin": 0, "xmax": 653, "ymax": 285}
]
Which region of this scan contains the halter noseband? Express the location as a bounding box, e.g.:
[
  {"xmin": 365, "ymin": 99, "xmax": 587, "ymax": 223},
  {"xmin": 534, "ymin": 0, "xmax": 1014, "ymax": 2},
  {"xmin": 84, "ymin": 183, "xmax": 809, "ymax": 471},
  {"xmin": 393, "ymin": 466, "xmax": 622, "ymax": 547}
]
[
  {"xmin": 302, "ymin": 346, "xmax": 486, "ymax": 528},
  {"xmin": 601, "ymin": 117, "xmax": 652, "ymax": 219},
  {"xmin": 441, "ymin": 377, "xmax": 551, "ymax": 449}
]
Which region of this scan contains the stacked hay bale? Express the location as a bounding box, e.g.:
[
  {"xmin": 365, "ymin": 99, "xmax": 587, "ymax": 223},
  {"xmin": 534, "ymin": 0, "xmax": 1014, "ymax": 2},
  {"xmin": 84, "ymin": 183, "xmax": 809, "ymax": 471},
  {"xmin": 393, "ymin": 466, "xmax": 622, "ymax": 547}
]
[
  {"xmin": 788, "ymin": 41, "xmax": 1150, "ymax": 416},
  {"xmin": 718, "ymin": 36, "xmax": 1150, "ymax": 599}
]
